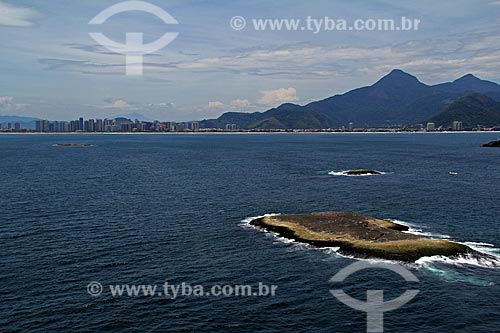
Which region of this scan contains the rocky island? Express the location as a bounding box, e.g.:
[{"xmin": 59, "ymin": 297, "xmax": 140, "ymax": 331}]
[
  {"xmin": 482, "ymin": 139, "xmax": 500, "ymax": 147},
  {"xmin": 54, "ymin": 143, "xmax": 92, "ymax": 147},
  {"xmin": 251, "ymin": 212, "xmax": 472, "ymax": 262},
  {"xmin": 345, "ymin": 169, "xmax": 382, "ymax": 176}
]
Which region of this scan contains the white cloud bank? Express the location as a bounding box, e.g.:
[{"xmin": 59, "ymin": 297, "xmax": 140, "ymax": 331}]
[
  {"xmin": 0, "ymin": 96, "xmax": 14, "ymax": 108},
  {"xmin": 208, "ymin": 101, "xmax": 225, "ymax": 108},
  {"xmin": 0, "ymin": 1, "xmax": 38, "ymax": 27},
  {"xmin": 0, "ymin": 96, "xmax": 30, "ymax": 113},
  {"xmin": 207, "ymin": 91, "xmax": 299, "ymax": 111},
  {"xmin": 105, "ymin": 99, "xmax": 130, "ymax": 109},
  {"xmin": 207, "ymin": 99, "xmax": 253, "ymax": 111},
  {"xmin": 258, "ymin": 88, "xmax": 298, "ymax": 106},
  {"xmin": 230, "ymin": 99, "xmax": 251, "ymax": 108}
]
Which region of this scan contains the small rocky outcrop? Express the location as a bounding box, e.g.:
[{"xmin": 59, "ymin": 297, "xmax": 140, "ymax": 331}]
[
  {"xmin": 482, "ymin": 140, "xmax": 500, "ymax": 147},
  {"xmin": 345, "ymin": 169, "xmax": 382, "ymax": 175},
  {"xmin": 54, "ymin": 143, "xmax": 92, "ymax": 147}
]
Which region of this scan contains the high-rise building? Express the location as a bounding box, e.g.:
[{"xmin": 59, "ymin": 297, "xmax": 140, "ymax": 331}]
[
  {"xmin": 36, "ymin": 120, "xmax": 43, "ymax": 132},
  {"xmin": 79, "ymin": 117, "xmax": 84, "ymax": 131},
  {"xmin": 14, "ymin": 123, "xmax": 21, "ymax": 130},
  {"xmin": 70, "ymin": 120, "xmax": 78, "ymax": 132},
  {"xmin": 166, "ymin": 122, "xmax": 176, "ymax": 131},
  {"xmin": 104, "ymin": 119, "xmax": 113, "ymax": 132},
  {"xmin": 452, "ymin": 121, "xmax": 463, "ymax": 131},
  {"xmin": 348, "ymin": 122, "xmax": 354, "ymax": 132},
  {"xmin": 95, "ymin": 119, "xmax": 103, "ymax": 132},
  {"xmin": 190, "ymin": 122, "xmax": 199, "ymax": 131},
  {"xmin": 426, "ymin": 122, "xmax": 436, "ymax": 131},
  {"xmin": 57, "ymin": 121, "xmax": 68, "ymax": 132},
  {"xmin": 176, "ymin": 123, "xmax": 186, "ymax": 132}
]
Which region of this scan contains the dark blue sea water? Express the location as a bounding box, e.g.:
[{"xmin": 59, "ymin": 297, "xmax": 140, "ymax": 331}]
[{"xmin": 1, "ymin": 133, "xmax": 499, "ymax": 332}]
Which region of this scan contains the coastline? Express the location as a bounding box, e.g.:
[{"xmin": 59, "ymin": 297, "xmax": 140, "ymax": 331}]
[{"xmin": 1, "ymin": 131, "xmax": 500, "ymax": 136}]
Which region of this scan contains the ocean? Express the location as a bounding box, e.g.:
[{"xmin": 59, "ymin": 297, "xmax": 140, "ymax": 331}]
[{"xmin": 1, "ymin": 133, "xmax": 499, "ymax": 332}]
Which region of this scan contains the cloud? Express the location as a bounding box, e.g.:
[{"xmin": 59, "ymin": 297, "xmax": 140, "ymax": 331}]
[
  {"xmin": 96, "ymin": 98, "xmax": 175, "ymax": 112},
  {"xmin": 147, "ymin": 102, "xmax": 175, "ymax": 108},
  {"xmin": 0, "ymin": 96, "xmax": 29, "ymax": 113},
  {"xmin": 81, "ymin": 98, "xmax": 176, "ymax": 120},
  {"xmin": 38, "ymin": 58, "xmax": 177, "ymax": 77},
  {"xmin": 230, "ymin": 99, "xmax": 251, "ymax": 108},
  {"xmin": 207, "ymin": 99, "xmax": 254, "ymax": 110},
  {"xmin": 208, "ymin": 101, "xmax": 225, "ymax": 108},
  {"xmin": 0, "ymin": 96, "xmax": 13, "ymax": 108},
  {"xmin": 64, "ymin": 43, "xmax": 162, "ymax": 57},
  {"xmin": 34, "ymin": 41, "xmax": 447, "ymax": 81},
  {"xmin": 258, "ymin": 88, "xmax": 298, "ymax": 106},
  {"xmin": 461, "ymin": 34, "xmax": 500, "ymax": 52},
  {"xmin": 36, "ymin": 43, "xmax": 417, "ymax": 83},
  {"xmin": 103, "ymin": 99, "xmax": 130, "ymax": 109},
  {"xmin": 0, "ymin": 1, "xmax": 38, "ymax": 27}
]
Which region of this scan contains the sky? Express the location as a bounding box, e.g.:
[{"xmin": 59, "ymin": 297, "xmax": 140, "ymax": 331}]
[{"xmin": 2, "ymin": 0, "xmax": 500, "ymax": 121}]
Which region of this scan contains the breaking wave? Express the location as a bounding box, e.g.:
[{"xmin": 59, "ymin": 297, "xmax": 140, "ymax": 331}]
[
  {"xmin": 390, "ymin": 219, "xmax": 451, "ymax": 239},
  {"xmin": 389, "ymin": 219, "xmax": 500, "ymax": 269}
]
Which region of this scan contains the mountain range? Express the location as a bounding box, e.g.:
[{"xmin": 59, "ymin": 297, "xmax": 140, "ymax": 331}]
[
  {"xmin": 113, "ymin": 113, "xmax": 153, "ymax": 122},
  {"xmin": 428, "ymin": 93, "xmax": 500, "ymax": 128},
  {"xmin": 0, "ymin": 116, "xmax": 40, "ymax": 129},
  {"xmin": 200, "ymin": 70, "xmax": 500, "ymax": 129}
]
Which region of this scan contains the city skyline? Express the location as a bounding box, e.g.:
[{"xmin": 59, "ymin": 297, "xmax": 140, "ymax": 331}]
[{"xmin": 0, "ymin": 116, "xmax": 479, "ymax": 133}]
